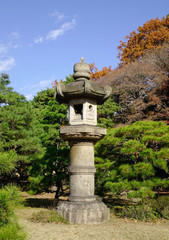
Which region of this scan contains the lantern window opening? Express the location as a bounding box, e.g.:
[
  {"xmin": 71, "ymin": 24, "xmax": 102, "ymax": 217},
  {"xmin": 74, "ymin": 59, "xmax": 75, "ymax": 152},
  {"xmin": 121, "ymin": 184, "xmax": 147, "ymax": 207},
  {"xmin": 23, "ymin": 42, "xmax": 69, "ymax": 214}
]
[
  {"xmin": 74, "ymin": 104, "xmax": 83, "ymax": 120},
  {"xmin": 88, "ymin": 104, "xmax": 93, "ymax": 111}
]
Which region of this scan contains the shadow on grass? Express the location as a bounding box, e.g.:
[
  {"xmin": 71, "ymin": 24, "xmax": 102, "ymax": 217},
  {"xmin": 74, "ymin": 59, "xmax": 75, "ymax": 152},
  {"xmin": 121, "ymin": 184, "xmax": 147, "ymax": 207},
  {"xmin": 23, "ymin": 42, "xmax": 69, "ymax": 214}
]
[{"xmin": 24, "ymin": 198, "xmax": 56, "ymax": 208}]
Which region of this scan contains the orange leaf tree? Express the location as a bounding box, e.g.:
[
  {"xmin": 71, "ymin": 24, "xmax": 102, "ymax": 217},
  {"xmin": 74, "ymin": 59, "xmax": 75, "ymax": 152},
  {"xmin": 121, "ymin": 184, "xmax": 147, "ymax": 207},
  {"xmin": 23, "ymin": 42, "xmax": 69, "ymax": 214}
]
[
  {"xmin": 118, "ymin": 16, "xmax": 169, "ymax": 65},
  {"xmin": 90, "ymin": 63, "xmax": 113, "ymax": 81}
]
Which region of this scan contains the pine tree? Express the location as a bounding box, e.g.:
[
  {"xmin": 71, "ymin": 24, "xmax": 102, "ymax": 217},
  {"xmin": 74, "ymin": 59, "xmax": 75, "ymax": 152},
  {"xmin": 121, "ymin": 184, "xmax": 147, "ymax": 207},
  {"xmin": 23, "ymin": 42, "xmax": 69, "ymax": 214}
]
[
  {"xmin": 95, "ymin": 121, "xmax": 169, "ymax": 199},
  {"xmin": 29, "ymin": 88, "xmax": 69, "ymax": 197},
  {"xmin": 0, "ymin": 73, "xmax": 42, "ymax": 186},
  {"xmin": 97, "ymin": 97, "xmax": 120, "ymax": 128}
]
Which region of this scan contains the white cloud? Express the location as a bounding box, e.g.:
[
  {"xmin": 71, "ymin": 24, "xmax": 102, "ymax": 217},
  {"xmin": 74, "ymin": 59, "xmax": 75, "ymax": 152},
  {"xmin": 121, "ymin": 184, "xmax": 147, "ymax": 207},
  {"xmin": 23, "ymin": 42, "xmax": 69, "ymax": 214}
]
[
  {"xmin": 0, "ymin": 57, "xmax": 15, "ymax": 72},
  {"xmin": 49, "ymin": 10, "xmax": 65, "ymax": 21},
  {"xmin": 0, "ymin": 44, "xmax": 8, "ymax": 53},
  {"xmin": 21, "ymin": 78, "xmax": 54, "ymax": 90},
  {"xmin": 10, "ymin": 32, "xmax": 20, "ymax": 39},
  {"xmin": 0, "ymin": 32, "xmax": 20, "ymax": 72},
  {"xmin": 39, "ymin": 79, "xmax": 53, "ymax": 86},
  {"xmin": 25, "ymin": 94, "xmax": 34, "ymax": 100},
  {"xmin": 23, "ymin": 78, "xmax": 54, "ymax": 100},
  {"xmin": 34, "ymin": 36, "xmax": 44, "ymax": 43},
  {"xmin": 33, "ymin": 10, "xmax": 76, "ymax": 44},
  {"xmin": 32, "ymin": 79, "xmax": 53, "ymax": 88},
  {"xmin": 46, "ymin": 19, "xmax": 76, "ymax": 40},
  {"xmin": 46, "ymin": 29, "xmax": 63, "ymax": 40},
  {"xmin": 12, "ymin": 44, "xmax": 19, "ymax": 49},
  {"xmin": 0, "ymin": 41, "xmax": 20, "ymax": 54}
]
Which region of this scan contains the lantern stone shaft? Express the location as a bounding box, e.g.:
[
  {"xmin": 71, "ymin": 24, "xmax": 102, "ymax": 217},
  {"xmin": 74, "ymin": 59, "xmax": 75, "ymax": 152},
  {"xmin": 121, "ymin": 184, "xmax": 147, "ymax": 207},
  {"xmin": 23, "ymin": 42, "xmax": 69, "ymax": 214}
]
[{"xmin": 55, "ymin": 58, "xmax": 111, "ymax": 224}]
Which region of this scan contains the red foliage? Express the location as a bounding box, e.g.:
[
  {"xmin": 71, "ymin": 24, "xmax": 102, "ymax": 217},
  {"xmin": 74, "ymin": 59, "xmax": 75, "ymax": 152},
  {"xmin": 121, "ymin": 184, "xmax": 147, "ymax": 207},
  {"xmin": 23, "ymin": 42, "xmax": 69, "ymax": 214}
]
[{"xmin": 51, "ymin": 79, "xmax": 59, "ymax": 88}]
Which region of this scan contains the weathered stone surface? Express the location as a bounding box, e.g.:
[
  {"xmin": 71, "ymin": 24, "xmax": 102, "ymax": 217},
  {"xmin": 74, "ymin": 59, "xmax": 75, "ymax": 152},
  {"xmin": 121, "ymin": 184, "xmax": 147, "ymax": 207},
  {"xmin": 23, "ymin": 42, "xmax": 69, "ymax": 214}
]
[
  {"xmin": 57, "ymin": 200, "xmax": 110, "ymax": 224},
  {"xmin": 73, "ymin": 57, "xmax": 91, "ymax": 81},
  {"xmin": 60, "ymin": 125, "xmax": 106, "ymax": 141},
  {"xmin": 68, "ymin": 99, "xmax": 97, "ymax": 126},
  {"xmin": 67, "ymin": 140, "xmax": 96, "ymax": 203},
  {"xmin": 55, "ymin": 58, "xmax": 112, "ymax": 105},
  {"xmin": 70, "ymin": 142, "xmax": 94, "ymax": 166},
  {"xmin": 69, "ymin": 174, "xmax": 95, "ymax": 201},
  {"xmin": 55, "ymin": 80, "xmax": 112, "ymax": 104},
  {"xmin": 69, "ymin": 140, "xmax": 95, "ymax": 202}
]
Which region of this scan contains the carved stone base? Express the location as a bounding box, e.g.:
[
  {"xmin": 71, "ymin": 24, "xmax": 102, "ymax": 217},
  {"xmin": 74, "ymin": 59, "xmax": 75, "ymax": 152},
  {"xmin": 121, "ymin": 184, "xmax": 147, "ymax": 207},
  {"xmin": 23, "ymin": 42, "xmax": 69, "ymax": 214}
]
[{"xmin": 56, "ymin": 200, "xmax": 110, "ymax": 224}]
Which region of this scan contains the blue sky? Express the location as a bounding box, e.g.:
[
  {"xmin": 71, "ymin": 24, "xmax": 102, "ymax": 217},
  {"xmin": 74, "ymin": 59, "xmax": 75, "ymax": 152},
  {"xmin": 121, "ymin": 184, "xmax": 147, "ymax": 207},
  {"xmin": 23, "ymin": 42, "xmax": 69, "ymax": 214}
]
[{"xmin": 0, "ymin": 0, "xmax": 169, "ymax": 100}]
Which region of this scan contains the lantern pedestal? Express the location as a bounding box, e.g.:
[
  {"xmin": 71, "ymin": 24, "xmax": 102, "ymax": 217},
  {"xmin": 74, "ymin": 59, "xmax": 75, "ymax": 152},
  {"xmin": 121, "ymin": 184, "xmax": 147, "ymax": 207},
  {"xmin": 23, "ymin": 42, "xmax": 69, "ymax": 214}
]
[
  {"xmin": 57, "ymin": 200, "xmax": 109, "ymax": 224},
  {"xmin": 56, "ymin": 125, "xmax": 110, "ymax": 224}
]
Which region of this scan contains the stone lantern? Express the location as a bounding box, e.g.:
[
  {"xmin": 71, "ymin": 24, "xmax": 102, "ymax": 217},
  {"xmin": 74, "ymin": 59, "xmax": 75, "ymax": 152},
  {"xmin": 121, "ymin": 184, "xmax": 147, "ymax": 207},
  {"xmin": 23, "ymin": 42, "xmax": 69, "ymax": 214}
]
[{"xmin": 55, "ymin": 58, "xmax": 111, "ymax": 224}]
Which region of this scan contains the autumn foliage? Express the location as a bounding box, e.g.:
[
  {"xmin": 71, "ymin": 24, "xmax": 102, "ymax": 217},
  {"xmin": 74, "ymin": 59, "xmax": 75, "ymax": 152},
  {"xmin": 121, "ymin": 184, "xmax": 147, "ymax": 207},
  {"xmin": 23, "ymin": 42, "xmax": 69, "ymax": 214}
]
[
  {"xmin": 51, "ymin": 79, "xmax": 59, "ymax": 88},
  {"xmin": 118, "ymin": 16, "xmax": 169, "ymax": 65},
  {"xmin": 99, "ymin": 43, "xmax": 169, "ymax": 124},
  {"xmin": 89, "ymin": 63, "xmax": 113, "ymax": 81}
]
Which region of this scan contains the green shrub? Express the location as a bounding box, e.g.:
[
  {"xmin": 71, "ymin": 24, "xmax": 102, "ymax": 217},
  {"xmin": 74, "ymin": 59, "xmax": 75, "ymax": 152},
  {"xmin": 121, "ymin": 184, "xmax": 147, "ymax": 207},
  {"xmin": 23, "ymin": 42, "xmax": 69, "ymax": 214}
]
[
  {"xmin": 161, "ymin": 206, "xmax": 169, "ymax": 220},
  {"xmin": 0, "ymin": 190, "xmax": 13, "ymax": 226},
  {"xmin": 114, "ymin": 205, "xmax": 158, "ymax": 221},
  {"xmin": 0, "ymin": 186, "xmax": 22, "ymax": 226},
  {"xmin": 0, "ymin": 186, "xmax": 26, "ymax": 239},
  {"xmin": 0, "ymin": 222, "xmax": 26, "ymax": 240},
  {"xmin": 149, "ymin": 195, "xmax": 169, "ymax": 220}
]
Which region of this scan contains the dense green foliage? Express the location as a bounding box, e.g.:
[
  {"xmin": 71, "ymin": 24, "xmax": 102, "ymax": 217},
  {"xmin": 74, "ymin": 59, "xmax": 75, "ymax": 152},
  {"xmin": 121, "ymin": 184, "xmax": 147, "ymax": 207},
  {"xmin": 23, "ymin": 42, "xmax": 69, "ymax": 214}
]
[
  {"xmin": 29, "ymin": 88, "xmax": 69, "ymax": 197},
  {"xmin": 0, "ymin": 74, "xmax": 42, "ymax": 186},
  {"xmin": 0, "ymin": 74, "xmax": 27, "ymax": 238},
  {"xmin": 97, "ymin": 97, "xmax": 120, "ymax": 128},
  {"xmin": 0, "ymin": 222, "xmax": 26, "ymax": 240},
  {"xmin": 95, "ymin": 121, "xmax": 169, "ymax": 199},
  {"xmin": 0, "ymin": 186, "xmax": 22, "ymax": 226},
  {"xmin": 0, "ymin": 120, "xmax": 26, "ymax": 240}
]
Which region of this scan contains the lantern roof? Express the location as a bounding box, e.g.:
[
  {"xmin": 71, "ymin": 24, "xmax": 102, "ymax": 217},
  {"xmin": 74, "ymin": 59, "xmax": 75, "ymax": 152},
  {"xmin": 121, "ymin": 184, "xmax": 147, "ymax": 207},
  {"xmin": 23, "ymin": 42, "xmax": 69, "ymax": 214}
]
[{"xmin": 55, "ymin": 58, "xmax": 112, "ymax": 105}]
